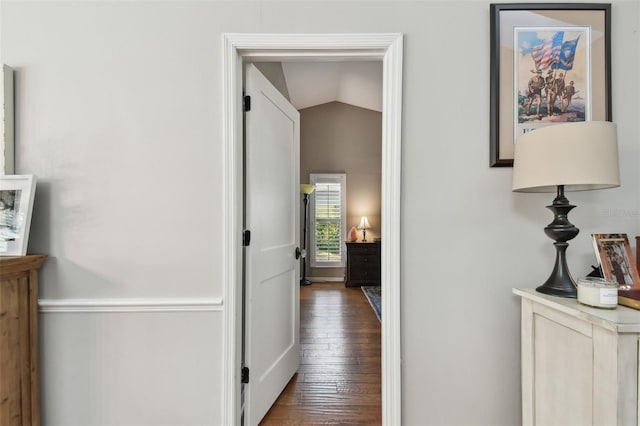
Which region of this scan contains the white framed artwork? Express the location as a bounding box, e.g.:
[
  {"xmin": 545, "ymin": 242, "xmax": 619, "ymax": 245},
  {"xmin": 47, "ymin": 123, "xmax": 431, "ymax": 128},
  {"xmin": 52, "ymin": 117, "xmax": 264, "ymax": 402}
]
[{"xmin": 1, "ymin": 175, "xmax": 36, "ymax": 256}]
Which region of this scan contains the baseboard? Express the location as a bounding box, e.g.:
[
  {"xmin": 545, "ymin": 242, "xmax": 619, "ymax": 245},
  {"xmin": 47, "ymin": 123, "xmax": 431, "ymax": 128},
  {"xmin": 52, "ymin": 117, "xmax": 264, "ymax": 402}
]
[
  {"xmin": 39, "ymin": 297, "xmax": 224, "ymax": 313},
  {"xmin": 306, "ymin": 277, "xmax": 345, "ymax": 283}
]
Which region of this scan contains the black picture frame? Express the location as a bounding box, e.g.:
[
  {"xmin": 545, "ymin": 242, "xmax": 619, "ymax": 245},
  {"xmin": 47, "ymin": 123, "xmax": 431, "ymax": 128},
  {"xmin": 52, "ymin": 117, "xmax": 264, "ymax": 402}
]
[{"xmin": 490, "ymin": 3, "xmax": 612, "ymax": 167}]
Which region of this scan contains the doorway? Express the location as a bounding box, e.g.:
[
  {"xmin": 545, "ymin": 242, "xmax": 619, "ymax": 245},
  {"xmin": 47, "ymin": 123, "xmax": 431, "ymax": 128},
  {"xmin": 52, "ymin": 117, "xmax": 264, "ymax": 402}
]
[{"xmin": 221, "ymin": 33, "xmax": 403, "ymax": 426}]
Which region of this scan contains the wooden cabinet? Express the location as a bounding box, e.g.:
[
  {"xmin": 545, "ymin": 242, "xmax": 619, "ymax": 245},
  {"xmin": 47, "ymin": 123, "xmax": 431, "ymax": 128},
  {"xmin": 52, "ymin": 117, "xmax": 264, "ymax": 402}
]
[
  {"xmin": 636, "ymin": 236, "xmax": 639, "ymax": 274},
  {"xmin": 514, "ymin": 288, "xmax": 640, "ymax": 426},
  {"xmin": 0, "ymin": 255, "xmax": 47, "ymax": 426},
  {"xmin": 345, "ymin": 242, "xmax": 380, "ymax": 287}
]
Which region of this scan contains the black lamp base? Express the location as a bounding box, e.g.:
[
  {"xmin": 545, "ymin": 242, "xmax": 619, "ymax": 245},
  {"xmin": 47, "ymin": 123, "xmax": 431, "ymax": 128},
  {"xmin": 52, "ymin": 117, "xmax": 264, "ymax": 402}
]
[
  {"xmin": 535, "ymin": 186, "xmax": 579, "ymax": 299},
  {"xmin": 300, "ymin": 279, "xmax": 312, "ymax": 286},
  {"xmin": 536, "ymin": 242, "xmax": 577, "ymax": 298}
]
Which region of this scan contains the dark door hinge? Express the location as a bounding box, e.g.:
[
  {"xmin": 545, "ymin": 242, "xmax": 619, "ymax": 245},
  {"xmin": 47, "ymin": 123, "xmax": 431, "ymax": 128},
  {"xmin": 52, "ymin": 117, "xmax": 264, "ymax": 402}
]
[
  {"xmin": 242, "ymin": 230, "xmax": 251, "ymax": 247},
  {"xmin": 243, "ymin": 95, "xmax": 251, "ymax": 112},
  {"xmin": 241, "ymin": 366, "xmax": 250, "ymax": 384}
]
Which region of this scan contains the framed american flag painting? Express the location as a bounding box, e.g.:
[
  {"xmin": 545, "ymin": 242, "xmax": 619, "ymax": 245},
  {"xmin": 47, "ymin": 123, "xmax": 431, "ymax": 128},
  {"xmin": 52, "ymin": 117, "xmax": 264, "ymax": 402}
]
[{"xmin": 489, "ymin": 3, "xmax": 611, "ymax": 167}]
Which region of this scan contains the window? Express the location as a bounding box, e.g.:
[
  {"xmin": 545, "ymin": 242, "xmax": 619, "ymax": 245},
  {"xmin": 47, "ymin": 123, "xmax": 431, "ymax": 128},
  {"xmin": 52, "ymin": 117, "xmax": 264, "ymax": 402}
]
[{"xmin": 310, "ymin": 173, "xmax": 346, "ymax": 268}]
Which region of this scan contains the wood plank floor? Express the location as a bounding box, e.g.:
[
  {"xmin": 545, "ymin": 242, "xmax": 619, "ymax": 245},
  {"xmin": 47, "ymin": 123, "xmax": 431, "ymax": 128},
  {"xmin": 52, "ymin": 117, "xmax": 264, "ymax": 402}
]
[{"xmin": 260, "ymin": 282, "xmax": 382, "ymax": 425}]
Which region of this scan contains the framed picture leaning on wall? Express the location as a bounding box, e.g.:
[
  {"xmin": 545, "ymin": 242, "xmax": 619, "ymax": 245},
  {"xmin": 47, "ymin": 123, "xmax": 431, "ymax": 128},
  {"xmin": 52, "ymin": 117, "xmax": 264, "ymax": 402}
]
[
  {"xmin": 490, "ymin": 3, "xmax": 611, "ymax": 167},
  {"xmin": 0, "ymin": 175, "xmax": 36, "ymax": 256},
  {"xmin": 592, "ymin": 233, "xmax": 640, "ymax": 288}
]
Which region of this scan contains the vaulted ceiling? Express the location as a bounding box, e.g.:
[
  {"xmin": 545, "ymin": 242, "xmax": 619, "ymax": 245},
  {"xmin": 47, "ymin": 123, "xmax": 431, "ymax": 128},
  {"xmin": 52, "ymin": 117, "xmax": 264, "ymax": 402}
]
[{"xmin": 281, "ymin": 61, "xmax": 382, "ymax": 112}]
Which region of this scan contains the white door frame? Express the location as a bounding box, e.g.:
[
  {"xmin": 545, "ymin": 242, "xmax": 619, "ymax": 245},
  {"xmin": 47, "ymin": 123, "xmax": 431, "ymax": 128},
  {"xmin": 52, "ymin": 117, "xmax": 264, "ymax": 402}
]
[{"xmin": 222, "ymin": 33, "xmax": 403, "ymax": 426}]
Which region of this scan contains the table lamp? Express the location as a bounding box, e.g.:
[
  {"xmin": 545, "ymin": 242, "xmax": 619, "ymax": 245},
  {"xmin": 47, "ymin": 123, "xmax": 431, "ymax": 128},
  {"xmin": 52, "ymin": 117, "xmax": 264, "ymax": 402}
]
[
  {"xmin": 512, "ymin": 121, "xmax": 620, "ymax": 298},
  {"xmin": 357, "ymin": 216, "xmax": 371, "ymax": 242}
]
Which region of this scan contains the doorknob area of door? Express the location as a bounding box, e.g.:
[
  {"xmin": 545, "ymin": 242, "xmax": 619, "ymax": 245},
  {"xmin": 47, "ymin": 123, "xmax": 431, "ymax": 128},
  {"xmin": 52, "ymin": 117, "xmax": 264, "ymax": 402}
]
[{"xmin": 295, "ymin": 247, "xmax": 302, "ymax": 259}]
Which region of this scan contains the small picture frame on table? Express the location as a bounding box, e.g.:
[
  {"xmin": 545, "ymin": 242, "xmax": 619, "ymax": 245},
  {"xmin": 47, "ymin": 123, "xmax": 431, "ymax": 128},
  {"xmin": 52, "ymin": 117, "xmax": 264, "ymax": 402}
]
[
  {"xmin": 0, "ymin": 175, "xmax": 36, "ymax": 256},
  {"xmin": 490, "ymin": 3, "xmax": 611, "ymax": 167},
  {"xmin": 592, "ymin": 233, "xmax": 640, "ymax": 287}
]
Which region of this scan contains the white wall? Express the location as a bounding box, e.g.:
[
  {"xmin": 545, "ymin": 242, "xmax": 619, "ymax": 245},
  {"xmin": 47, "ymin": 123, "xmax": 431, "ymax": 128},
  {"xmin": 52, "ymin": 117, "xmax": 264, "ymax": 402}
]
[{"xmin": 2, "ymin": 1, "xmax": 638, "ymax": 425}]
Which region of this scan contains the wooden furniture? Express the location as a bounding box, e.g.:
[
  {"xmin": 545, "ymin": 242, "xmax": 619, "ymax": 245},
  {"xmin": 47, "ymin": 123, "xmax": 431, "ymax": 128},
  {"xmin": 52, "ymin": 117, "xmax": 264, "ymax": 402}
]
[
  {"xmin": 345, "ymin": 242, "xmax": 380, "ymax": 287},
  {"xmin": 636, "ymin": 236, "xmax": 639, "ymax": 275},
  {"xmin": 514, "ymin": 288, "xmax": 640, "ymax": 425},
  {"xmin": 0, "ymin": 255, "xmax": 47, "ymax": 426}
]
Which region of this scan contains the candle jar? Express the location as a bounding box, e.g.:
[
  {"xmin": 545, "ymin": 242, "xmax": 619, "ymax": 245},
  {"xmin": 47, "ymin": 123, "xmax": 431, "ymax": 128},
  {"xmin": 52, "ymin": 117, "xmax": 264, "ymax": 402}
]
[{"xmin": 577, "ymin": 277, "xmax": 618, "ymax": 309}]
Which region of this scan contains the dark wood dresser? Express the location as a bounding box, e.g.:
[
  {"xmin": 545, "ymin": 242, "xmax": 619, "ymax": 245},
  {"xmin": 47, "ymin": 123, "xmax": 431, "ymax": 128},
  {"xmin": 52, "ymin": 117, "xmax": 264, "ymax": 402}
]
[
  {"xmin": 0, "ymin": 254, "xmax": 47, "ymax": 426},
  {"xmin": 345, "ymin": 242, "xmax": 381, "ymax": 287}
]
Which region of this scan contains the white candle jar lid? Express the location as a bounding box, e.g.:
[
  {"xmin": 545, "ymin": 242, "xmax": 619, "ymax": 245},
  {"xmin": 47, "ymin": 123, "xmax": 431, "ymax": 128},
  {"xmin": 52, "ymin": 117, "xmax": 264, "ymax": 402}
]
[{"xmin": 577, "ymin": 277, "xmax": 618, "ymax": 289}]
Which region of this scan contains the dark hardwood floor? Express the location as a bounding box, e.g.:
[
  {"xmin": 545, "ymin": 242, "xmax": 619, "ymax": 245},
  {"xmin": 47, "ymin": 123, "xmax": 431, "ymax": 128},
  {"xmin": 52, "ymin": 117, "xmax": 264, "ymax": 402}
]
[{"xmin": 260, "ymin": 282, "xmax": 382, "ymax": 425}]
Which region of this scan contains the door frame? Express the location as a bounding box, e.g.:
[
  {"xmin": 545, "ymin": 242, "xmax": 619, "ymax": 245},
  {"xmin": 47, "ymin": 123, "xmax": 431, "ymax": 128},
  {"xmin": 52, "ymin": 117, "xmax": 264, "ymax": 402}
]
[{"xmin": 222, "ymin": 33, "xmax": 403, "ymax": 425}]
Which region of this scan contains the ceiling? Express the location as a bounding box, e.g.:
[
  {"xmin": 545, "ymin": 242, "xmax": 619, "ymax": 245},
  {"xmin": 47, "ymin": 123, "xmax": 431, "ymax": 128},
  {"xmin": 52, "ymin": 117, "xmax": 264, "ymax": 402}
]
[{"xmin": 281, "ymin": 61, "xmax": 383, "ymax": 112}]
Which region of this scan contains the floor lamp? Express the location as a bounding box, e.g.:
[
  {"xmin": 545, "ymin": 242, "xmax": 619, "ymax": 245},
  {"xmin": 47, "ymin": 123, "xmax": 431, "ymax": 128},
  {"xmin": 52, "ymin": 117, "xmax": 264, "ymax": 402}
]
[{"xmin": 300, "ymin": 184, "xmax": 316, "ymax": 286}]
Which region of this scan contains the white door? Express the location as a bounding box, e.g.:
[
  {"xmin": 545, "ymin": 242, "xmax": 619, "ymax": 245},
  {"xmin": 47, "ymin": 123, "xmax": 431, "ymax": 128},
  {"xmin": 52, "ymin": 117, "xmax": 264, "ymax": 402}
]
[{"xmin": 244, "ymin": 64, "xmax": 301, "ymax": 426}]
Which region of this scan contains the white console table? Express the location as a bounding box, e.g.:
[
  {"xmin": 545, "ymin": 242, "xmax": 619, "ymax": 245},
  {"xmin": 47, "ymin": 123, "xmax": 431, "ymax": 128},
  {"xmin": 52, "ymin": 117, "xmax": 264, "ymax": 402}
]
[{"xmin": 514, "ymin": 288, "xmax": 640, "ymax": 426}]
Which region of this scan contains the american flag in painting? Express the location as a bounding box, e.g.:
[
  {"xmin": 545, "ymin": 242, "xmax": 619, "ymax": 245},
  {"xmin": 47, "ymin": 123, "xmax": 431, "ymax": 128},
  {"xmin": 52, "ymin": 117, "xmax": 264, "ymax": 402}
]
[{"xmin": 531, "ymin": 32, "xmax": 564, "ymax": 70}]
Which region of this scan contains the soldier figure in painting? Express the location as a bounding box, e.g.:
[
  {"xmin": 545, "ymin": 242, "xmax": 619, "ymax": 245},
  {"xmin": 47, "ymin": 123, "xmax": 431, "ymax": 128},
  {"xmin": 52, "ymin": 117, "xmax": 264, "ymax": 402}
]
[
  {"xmin": 524, "ymin": 69, "xmax": 545, "ymax": 119},
  {"xmin": 544, "ymin": 70, "xmax": 554, "ymax": 99},
  {"xmin": 546, "ymin": 72, "xmax": 565, "ymax": 116},
  {"xmin": 562, "ymin": 80, "xmax": 576, "ymax": 113}
]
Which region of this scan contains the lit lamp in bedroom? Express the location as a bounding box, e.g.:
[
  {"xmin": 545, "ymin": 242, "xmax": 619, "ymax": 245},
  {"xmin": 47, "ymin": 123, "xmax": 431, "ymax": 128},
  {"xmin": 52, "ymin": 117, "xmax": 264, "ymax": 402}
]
[
  {"xmin": 512, "ymin": 121, "xmax": 620, "ymax": 298},
  {"xmin": 300, "ymin": 184, "xmax": 316, "ymax": 286},
  {"xmin": 357, "ymin": 216, "xmax": 371, "ymax": 242}
]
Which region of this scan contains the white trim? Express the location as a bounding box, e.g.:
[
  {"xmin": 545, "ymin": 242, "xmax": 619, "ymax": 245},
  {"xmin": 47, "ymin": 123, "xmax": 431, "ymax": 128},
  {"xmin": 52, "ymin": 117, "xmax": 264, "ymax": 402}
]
[
  {"xmin": 306, "ymin": 277, "xmax": 345, "ymax": 283},
  {"xmin": 222, "ymin": 33, "xmax": 403, "ymax": 426},
  {"xmin": 38, "ymin": 298, "xmax": 224, "ymax": 313},
  {"xmin": 222, "ymin": 32, "xmax": 244, "ymax": 426},
  {"xmin": 380, "ymin": 34, "xmax": 403, "ymax": 426}
]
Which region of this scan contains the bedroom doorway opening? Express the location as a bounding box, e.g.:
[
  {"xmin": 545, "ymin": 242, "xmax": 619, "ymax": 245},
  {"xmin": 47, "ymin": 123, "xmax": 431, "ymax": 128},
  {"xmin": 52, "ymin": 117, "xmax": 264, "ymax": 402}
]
[
  {"xmin": 256, "ymin": 59, "xmax": 384, "ymax": 423},
  {"xmin": 222, "ymin": 33, "xmax": 403, "ymax": 426}
]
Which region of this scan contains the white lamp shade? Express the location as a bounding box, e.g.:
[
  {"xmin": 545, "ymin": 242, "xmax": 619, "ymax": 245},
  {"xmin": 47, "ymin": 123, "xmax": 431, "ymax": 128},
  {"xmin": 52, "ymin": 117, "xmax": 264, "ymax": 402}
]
[
  {"xmin": 300, "ymin": 184, "xmax": 315, "ymax": 195},
  {"xmin": 512, "ymin": 121, "xmax": 620, "ymax": 193},
  {"xmin": 357, "ymin": 216, "xmax": 371, "ymax": 230}
]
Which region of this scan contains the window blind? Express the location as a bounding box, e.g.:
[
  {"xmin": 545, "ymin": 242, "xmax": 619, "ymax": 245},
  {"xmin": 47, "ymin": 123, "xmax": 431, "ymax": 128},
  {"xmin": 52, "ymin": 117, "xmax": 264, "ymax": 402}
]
[{"xmin": 314, "ymin": 182, "xmax": 342, "ymax": 262}]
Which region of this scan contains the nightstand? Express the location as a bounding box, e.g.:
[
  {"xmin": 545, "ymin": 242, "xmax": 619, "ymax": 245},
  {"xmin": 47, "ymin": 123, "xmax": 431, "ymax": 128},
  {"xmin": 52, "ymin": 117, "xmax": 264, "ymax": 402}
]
[{"xmin": 345, "ymin": 241, "xmax": 381, "ymax": 287}]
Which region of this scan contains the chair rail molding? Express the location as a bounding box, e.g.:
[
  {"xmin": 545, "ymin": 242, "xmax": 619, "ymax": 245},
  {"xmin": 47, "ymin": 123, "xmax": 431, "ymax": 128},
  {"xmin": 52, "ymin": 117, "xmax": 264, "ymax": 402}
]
[
  {"xmin": 222, "ymin": 32, "xmax": 403, "ymax": 426},
  {"xmin": 38, "ymin": 297, "xmax": 223, "ymax": 313}
]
